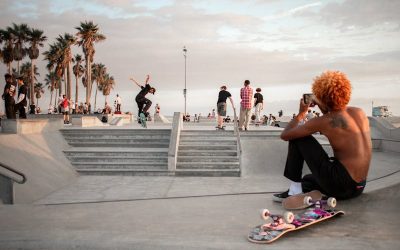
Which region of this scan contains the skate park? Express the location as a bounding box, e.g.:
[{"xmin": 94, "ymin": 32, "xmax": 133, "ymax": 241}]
[{"xmin": 0, "ymin": 114, "xmax": 399, "ymax": 249}]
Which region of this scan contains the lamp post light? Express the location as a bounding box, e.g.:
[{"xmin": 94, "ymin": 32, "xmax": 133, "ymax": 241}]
[{"xmin": 183, "ymin": 46, "xmax": 187, "ymax": 115}]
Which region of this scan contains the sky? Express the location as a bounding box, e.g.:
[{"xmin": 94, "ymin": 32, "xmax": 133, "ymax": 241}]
[{"xmin": 0, "ymin": 0, "xmax": 399, "ymax": 116}]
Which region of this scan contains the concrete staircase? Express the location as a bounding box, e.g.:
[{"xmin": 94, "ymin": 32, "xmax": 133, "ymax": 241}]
[
  {"xmin": 176, "ymin": 130, "xmax": 240, "ymax": 177},
  {"xmin": 61, "ymin": 129, "xmax": 171, "ymax": 175}
]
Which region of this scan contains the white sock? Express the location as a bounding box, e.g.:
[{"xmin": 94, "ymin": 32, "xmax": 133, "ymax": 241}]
[{"xmin": 288, "ymin": 181, "xmax": 303, "ymax": 195}]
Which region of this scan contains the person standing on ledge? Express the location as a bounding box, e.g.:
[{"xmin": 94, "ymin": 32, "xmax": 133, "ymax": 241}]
[
  {"xmin": 273, "ymin": 71, "xmax": 371, "ymax": 201},
  {"xmin": 239, "ymin": 80, "xmax": 253, "ymax": 131},
  {"xmin": 15, "ymin": 75, "xmax": 27, "ymax": 119},
  {"xmin": 254, "ymin": 87, "xmax": 264, "ymax": 126},
  {"xmin": 216, "ymin": 85, "xmax": 234, "ymax": 130},
  {"xmin": 130, "ymin": 74, "xmax": 156, "ymax": 121},
  {"xmin": 2, "ymin": 73, "xmax": 16, "ymax": 119}
]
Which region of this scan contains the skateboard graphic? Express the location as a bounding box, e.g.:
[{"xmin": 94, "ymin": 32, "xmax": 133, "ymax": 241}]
[
  {"xmin": 248, "ymin": 196, "xmax": 344, "ymax": 244},
  {"xmin": 139, "ymin": 113, "xmax": 147, "ymax": 128}
]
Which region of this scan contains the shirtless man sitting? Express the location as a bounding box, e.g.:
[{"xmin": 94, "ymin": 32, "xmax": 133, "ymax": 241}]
[{"xmin": 273, "ymin": 71, "xmax": 371, "ymax": 201}]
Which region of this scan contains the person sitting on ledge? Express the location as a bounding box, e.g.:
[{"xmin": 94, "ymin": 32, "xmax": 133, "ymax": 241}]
[{"xmin": 273, "ymin": 71, "xmax": 371, "ymax": 202}]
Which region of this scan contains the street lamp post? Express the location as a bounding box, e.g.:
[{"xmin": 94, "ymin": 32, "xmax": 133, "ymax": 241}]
[{"xmin": 183, "ymin": 46, "xmax": 187, "ymax": 115}]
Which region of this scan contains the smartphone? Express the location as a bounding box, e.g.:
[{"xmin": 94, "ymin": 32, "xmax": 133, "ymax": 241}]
[{"xmin": 303, "ymin": 93, "xmax": 314, "ymax": 105}]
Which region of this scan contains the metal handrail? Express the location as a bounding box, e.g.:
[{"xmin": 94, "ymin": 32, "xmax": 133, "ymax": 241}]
[
  {"xmin": 232, "ymin": 107, "xmax": 242, "ymax": 154},
  {"xmin": 0, "ymin": 162, "xmax": 27, "ymax": 184}
]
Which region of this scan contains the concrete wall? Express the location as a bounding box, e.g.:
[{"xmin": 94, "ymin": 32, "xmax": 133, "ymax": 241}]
[{"xmin": 0, "ymin": 130, "xmax": 77, "ymax": 204}]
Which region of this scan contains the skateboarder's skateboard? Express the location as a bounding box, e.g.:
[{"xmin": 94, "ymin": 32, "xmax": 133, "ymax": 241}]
[
  {"xmin": 139, "ymin": 113, "xmax": 147, "ymax": 128},
  {"xmin": 248, "ymin": 196, "xmax": 344, "ymax": 244}
]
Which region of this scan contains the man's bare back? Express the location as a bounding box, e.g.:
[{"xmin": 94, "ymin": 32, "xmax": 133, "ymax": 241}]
[{"xmin": 318, "ymin": 107, "xmax": 371, "ymax": 183}]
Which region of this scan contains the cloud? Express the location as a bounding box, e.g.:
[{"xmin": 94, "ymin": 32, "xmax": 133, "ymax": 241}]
[{"xmin": 301, "ymin": 0, "xmax": 400, "ymax": 30}]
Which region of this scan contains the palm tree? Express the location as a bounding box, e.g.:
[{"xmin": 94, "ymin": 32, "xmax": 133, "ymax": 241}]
[
  {"xmin": 56, "ymin": 33, "xmax": 76, "ymax": 100},
  {"xmin": 43, "ymin": 42, "xmax": 64, "ymax": 95},
  {"xmin": 0, "ymin": 29, "xmax": 14, "ymax": 73},
  {"xmin": 20, "ymin": 62, "xmax": 39, "ymax": 102},
  {"xmin": 9, "ymin": 23, "xmax": 30, "ymax": 73},
  {"xmin": 72, "ymin": 54, "xmax": 84, "ymax": 109},
  {"xmin": 26, "ymin": 28, "xmax": 47, "ymax": 113},
  {"xmin": 91, "ymin": 63, "xmax": 107, "ymax": 111},
  {"xmin": 34, "ymin": 82, "xmax": 45, "ymax": 109},
  {"xmin": 101, "ymin": 73, "xmax": 115, "ymax": 106},
  {"xmin": 45, "ymin": 71, "xmax": 60, "ymax": 107},
  {"xmin": 76, "ymin": 21, "xmax": 106, "ymax": 112}
]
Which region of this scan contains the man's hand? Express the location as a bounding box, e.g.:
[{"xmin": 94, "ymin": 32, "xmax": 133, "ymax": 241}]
[{"xmin": 298, "ymin": 98, "xmax": 309, "ymax": 119}]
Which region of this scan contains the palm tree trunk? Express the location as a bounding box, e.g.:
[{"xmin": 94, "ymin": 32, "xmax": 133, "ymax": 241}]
[
  {"xmin": 75, "ymin": 74, "xmax": 79, "ymax": 111},
  {"xmin": 30, "ymin": 60, "xmax": 35, "ymax": 106},
  {"xmin": 94, "ymin": 82, "xmax": 98, "ymax": 111},
  {"xmin": 85, "ymin": 55, "xmax": 90, "ymax": 106},
  {"xmin": 54, "ymin": 89, "xmax": 57, "ymax": 108},
  {"xmin": 49, "ymin": 89, "xmax": 53, "ymax": 106},
  {"xmin": 64, "ymin": 73, "xmax": 67, "ymax": 96},
  {"xmin": 7, "ymin": 63, "xmax": 11, "ymax": 74},
  {"xmin": 17, "ymin": 60, "xmax": 20, "ymax": 74},
  {"xmin": 67, "ymin": 61, "xmax": 72, "ymax": 100}
]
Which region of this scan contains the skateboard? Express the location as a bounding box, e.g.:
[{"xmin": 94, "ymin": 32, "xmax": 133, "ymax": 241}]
[
  {"xmin": 139, "ymin": 113, "xmax": 147, "ymax": 128},
  {"xmin": 282, "ymin": 190, "xmax": 323, "ymax": 210},
  {"xmin": 248, "ymin": 196, "xmax": 344, "ymax": 244}
]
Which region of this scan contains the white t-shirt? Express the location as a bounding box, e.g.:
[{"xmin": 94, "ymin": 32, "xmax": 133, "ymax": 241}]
[{"xmin": 116, "ymin": 96, "xmax": 122, "ymax": 105}]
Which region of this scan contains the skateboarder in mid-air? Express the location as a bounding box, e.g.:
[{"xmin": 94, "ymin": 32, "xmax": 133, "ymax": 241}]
[
  {"xmin": 273, "ymin": 71, "xmax": 371, "ymax": 202},
  {"xmin": 130, "ymin": 74, "xmax": 156, "ymax": 123}
]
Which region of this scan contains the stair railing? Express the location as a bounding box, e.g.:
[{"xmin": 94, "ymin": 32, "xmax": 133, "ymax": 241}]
[{"xmin": 0, "ymin": 162, "xmax": 27, "ymax": 204}]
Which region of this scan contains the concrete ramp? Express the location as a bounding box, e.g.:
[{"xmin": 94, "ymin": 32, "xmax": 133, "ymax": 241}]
[{"xmin": 0, "ymin": 130, "xmax": 77, "ymax": 204}]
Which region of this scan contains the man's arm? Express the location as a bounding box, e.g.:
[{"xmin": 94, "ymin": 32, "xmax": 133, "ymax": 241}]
[
  {"xmin": 228, "ymin": 96, "xmax": 234, "ymax": 107},
  {"xmin": 145, "ymin": 75, "xmax": 150, "ymax": 84},
  {"xmin": 16, "ymin": 93, "xmax": 25, "ymax": 104},
  {"xmin": 280, "ymin": 98, "xmax": 322, "ymax": 141},
  {"xmin": 129, "ymin": 77, "xmax": 142, "ymax": 88}
]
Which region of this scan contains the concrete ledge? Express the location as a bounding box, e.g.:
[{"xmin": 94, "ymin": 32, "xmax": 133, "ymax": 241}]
[
  {"xmin": 105, "ymin": 114, "xmax": 133, "ymax": 125},
  {"xmin": 168, "ymin": 112, "xmax": 183, "ymax": 171},
  {"xmin": 1, "ymin": 119, "xmax": 63, "ymax": 134},
  {"xmin": 72, "ymin": 116, "xmax": 108, "ymax": 127}
]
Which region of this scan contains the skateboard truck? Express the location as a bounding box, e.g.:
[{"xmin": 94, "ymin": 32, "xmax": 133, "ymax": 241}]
[
  {"xmin": 304, "ymin": 196, "xmax": 337, "ymax": 209},
  {"xmin": 260, "ymin": 209, "xmax": 295, "ymax": 230}
]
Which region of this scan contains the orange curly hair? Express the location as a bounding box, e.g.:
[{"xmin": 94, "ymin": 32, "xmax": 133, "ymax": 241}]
[{"xmin": 312, "ymin": 71, "xmax": 352, "ymax": 111}]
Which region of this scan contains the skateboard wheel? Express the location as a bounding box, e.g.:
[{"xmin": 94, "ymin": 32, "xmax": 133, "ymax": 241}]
[
  {"xmin": 260, "ymin": 209, "xmax": 270, "ymax": 220},
  {"xmin": 327, "ymin": 197, "xmax": 337, "ymax": 208},
  {"xmin": 283, "ymin": 211, "xmax": 294, "ymax": 223},
  {"xmin": 304, "ymin": 196, "xmax": 313, "ymax": 206}
]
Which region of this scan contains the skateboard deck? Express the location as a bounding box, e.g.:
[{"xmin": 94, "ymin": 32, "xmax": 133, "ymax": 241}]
[
  {"xmin": 248, "ymin": 198, "xmax": 344, "ymax": 244},
  {"xmin": 139, "ymin": 113, "xmax": 147, "ymax": 128},
  {"xmin": 282, "ymin": 190, "xmax": 323, "ymax": 210}
]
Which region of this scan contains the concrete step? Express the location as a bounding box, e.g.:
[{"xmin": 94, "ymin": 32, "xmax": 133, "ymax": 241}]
[
  {"xmin": 179, "ymin": 145, "xmax": 237, "ymax": 151},
  {"xmin": 178, "ymin": 150, "xmax": 238, "ymax": 157},
  {"xmin": 180, "ymin": 131, "xmax": 234, "ymax": 136},
  {"xmin": 68, "ymin": 156, "xmax": 168, "ymax": 163},
  {"xmin": 67, "ymin": 142, "xmax": 170, "ymax": 148},
  {"xmin": 77, "ymin": 169, "xmax": 172, "ymax": 176},
  {"xmin": 177, "ymin": 156, "xmax": 239, "ymax": 162},
  {"xmin": 63, "ymin": 135, "xmax": 171, "ymax": 140},
  {"xmin": 176, "ymin": 162, "xmax": 239, "ymax": 169},
  {"xmin": 60, "ymin": 128, "xmax": 171, "ymax": 134},
  {"xmin": 239, "ymin": 131, "xmax": 282, "ymax": 137},
  {"xmin": 174, "ymin": 169, "xmax": 240, "ymax": 177},
  {"xmin": 72, "ymin": 162, "xmax": 167, "ymax": 170},
  {"xmin": 65, "ymin": 151, "xmax": 167, "ymax": 156},
  {"xmin": 65, "ymin": 138, "xmax": 170, "ymax": 144},
  {"xmin": 179, "ymin": 140, "xmax": 236, "ymax": 146}
]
